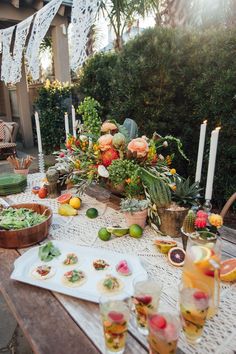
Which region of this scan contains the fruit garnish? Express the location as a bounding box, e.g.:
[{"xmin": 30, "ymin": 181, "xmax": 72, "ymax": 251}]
[
  {"xmin": 191, "ymin": 245, "xmax": 211, "ymax": 265},
  {"xmin": 150, "ymin": 314, "xmax": 167, "ymax": 329},
  {"xmin": 108, "ymin": 311, "xmax": 124, "ymax": 322},
  {"xmin": 168, "ymin": 247, "xmax": 185, "ymax": 267},
  {"xmin": 193, "ymin": 291, "xmax": 209, "ymax": 300},
  {"xmin": 135, "ymin": 295, "xmax": 152, "ymax": 305},
  {"xmin": 204, "ymin": 269, "xmax": 215, "ymax": 277},
  {"xmin": 220, "ymin": 258, "xmax": 236, "ymax": 282},
  {"xmin": 57, "ymin": 193, "xmax": 72, "ymax": 204},
  {"xmin": 154, "ymin": 240, "xmax": 177, "ymax": 254}
]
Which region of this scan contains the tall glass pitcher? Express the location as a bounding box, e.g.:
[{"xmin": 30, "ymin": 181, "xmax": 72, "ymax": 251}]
[{"xmin": 182, "ymin": 232, "xmax": 221, "ymax": 318}]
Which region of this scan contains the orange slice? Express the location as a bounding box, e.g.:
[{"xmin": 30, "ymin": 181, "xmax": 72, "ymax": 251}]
[
  {"xmin": 191, "ymin": 246, "xmax": 211, "ymax": 266},
  {"xmin": 220, "ymin": 258, "xmax": 236, "ymax": 282},
  {"xmin": 57, "ymin": 193, "xmax": 72, "ymax": 204}
]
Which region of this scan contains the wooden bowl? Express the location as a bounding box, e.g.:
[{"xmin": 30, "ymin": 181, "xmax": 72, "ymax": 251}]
[{"xmin": 0, "ymin": 203, "xmax": 52, "ymax": 249}]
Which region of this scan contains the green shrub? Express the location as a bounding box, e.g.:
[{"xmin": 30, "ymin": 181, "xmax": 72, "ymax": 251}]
[
  {"xmin": 79, "ymin": 52, "xmax": 118, "ymax": 118},
  {"xmin": 78, "ymin": 27, "xmax": 236, "ymax": 208},
  {"xmin": 35, "ymin": 81, "xmax": 72, "ymax": 154}
]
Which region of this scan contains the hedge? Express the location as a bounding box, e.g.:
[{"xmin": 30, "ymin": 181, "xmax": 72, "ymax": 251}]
[{"xmin": 79, "ymin": 27, "xmax": 236, "ymax": 208}]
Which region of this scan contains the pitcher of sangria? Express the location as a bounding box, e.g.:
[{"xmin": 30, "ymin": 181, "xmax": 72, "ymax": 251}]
[{"xmin": 182, "ymin": 231, "xmax": 221, "ymax": 318}]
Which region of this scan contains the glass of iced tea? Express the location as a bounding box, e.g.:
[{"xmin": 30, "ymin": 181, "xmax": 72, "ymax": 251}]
[
  {"xmin": 147, "ymin": 312, "xmax": 181, "ymax": 354},
  {"xmin": 179, "ymin": 284, "xmax": 210, "ymax": 344},
  {"xmin": 99, "ymin": 293, "xmax": 131, "ymax": 354},
  {"xmin": 133, "ymin": 275, "xmax": 162, "ymax": 335}
]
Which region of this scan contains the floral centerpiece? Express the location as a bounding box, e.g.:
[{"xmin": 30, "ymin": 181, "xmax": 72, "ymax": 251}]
[{"xmin": 52, "ymin": 97, "xmax": 197, "ymax": 234}]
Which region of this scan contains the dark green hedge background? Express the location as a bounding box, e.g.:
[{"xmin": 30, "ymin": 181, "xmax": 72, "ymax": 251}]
[{"xmin": 79, "ymin": 27, "xmax": 236, "ymax": 209}]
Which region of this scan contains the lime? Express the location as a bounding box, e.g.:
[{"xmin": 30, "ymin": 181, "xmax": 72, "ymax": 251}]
[
  {"xmin": 98, "ymin": 228, "xmax": 111, "ymax": 241},
  {"xmin": 129, "ymin": 224, "xmax": 143, "ymax": 238},
  {"xmin": 86, "ymin": 208, "xmax": 98, "ymax": 219}
]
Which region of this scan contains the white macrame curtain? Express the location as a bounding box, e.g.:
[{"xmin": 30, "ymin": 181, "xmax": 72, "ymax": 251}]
[
  {"xmin": 25, "ymin": 0, "xmax": 63, "ymax": 81},
  {"xmin": 70, "ymin": 0, "xmax": 100, "ymax": 72}
]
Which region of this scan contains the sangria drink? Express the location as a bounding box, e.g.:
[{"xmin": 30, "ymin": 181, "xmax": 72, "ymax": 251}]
[
  {"xmin": 100, "ymin": 293, "xmax": 130, "ymax": 354},
  {"xmin": 182, "ymin": 232, "xmax": 221, "ymax": 317},
  {"xmin": 179, "ymin": 287, "xmax": 210, "ymax": 344},
  {"xmin": 133, "ymin": 277, "xmax": 162, "ymax": 335},
  {"xmin": 147, "ymin": 313, "xmax": 180, "ymax": 354}
]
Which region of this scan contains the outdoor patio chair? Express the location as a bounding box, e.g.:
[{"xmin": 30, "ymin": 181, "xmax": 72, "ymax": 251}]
[
  {"xmin": 220, "ymin": 192, "xmax": 236, "ymax": 219},
  {"xmin": 0, "ymin": 121, "xmax": 19, "ymax": 159}
]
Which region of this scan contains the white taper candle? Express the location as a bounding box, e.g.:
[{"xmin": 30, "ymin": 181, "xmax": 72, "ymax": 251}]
[
  {"xmin": 64, "ymin": 112, "xmax": 69, "ymax": 141},
  {"xmin": 205, "ymin": 127, "xmax": 221, "ymax": 200},
  {"xmin": 34, "ymin": 112, "xmax": 42, "ymax": 153},
  {"xmin": 72, "ymin": 105, "xmax": 76, "ymax": 137},
  {"xmin": 195, "ymin": 120, "xmax": 207, "ymax": 183}
]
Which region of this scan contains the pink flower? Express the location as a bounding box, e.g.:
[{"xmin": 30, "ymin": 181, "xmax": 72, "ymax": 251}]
[
  {"xmin": 195, "ymin": 217, "xmax": 207, "ymax": 229},
  {"xmin": 101, "ymin": 121, "xmax": 117, "ymax": 133},
  {"xmin": 197, "ymin": 210, "xmax": 208, "ymax": 219},
  {"xmin": 59, "ymin": 152, "xmax": 65, "ymax": 158},
  {"xmin": 128, "ymin": 138, "xmax": 149, "ymax": 158},
  {"xmin": 98, "ymin": 134, "xmax": 113, "ymax": 151}
]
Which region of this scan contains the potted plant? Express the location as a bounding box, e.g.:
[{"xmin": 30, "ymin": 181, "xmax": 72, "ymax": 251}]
[
  {"xmin": 120, "ymin": 198, "xmax": 149, "ymax": 228},
  {"xmin": 141, "ymin": 169, "xmax": 201, "ymax": 237}
]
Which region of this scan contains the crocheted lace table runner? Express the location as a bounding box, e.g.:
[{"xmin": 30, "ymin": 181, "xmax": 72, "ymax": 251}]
[{"xmin": 4, "ymin": 173, "xmax": 236, "ymax": 354}]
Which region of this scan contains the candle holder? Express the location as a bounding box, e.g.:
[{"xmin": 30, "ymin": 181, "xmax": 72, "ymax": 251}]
[
  {"xmin": 38, "ymin": 152, "xmax": 45, "ymax": 174},
  {"xmin": 203, "ymin": 199, "xmax": 212, "ymax": 214}
]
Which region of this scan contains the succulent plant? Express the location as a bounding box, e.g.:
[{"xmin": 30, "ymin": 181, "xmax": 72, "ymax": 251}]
[
  {"xmin": 120, "ymin": 198, "xmax": 149, "ymax": 213},
  {"xmin": 182, "ymin": 210, "xmax": 196, "ymax": 233},
  {"xmin": 112, "ymin": 132, "xmax": 126, "ymax": 149},
  {"xmin": 172, "ymin": 177, "xmax": 202, "ymax": 207}
]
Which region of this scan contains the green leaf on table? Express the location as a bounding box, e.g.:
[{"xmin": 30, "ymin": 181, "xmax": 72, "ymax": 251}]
[{"xmin": 38, "ymin": 241, "xmax": 61, "ymax": 262}]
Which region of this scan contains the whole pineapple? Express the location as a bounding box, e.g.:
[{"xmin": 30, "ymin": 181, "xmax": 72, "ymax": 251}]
[{"xmin": 183, "ymin": 210, "xmax": 196, "ymax": 233}]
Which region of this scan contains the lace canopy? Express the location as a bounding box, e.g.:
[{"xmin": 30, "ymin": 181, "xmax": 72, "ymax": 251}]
[{"xmin": 70, "ymin": 0, "xmax": 100, "ymax": 71}]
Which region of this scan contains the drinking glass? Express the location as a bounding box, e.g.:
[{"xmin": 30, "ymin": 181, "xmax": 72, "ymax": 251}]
[
  {"xmin": 99, "ymin": 292, "xmax": 131, "ymax": 354},
  {"xmin": 179, "ymin": 284, "xmax": 210, "ymax": 344},
  {"xmin": 133, "ymin": 275, "xmax": 162, "ymax": 335},
  {"xmin": 181, "ymin": 232, "xmax": 221, "ymax": 318},
  {"xmin": 147, "ymin": 312, "xmax": 181, "ymax": 354}
]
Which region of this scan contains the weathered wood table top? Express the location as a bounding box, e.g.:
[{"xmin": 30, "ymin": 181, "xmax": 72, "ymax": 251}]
[{"xmin": 0, "ymin": 186, "xmax": 236, "ymax": 354}]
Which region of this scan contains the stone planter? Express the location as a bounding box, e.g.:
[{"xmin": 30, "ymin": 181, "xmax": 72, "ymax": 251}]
[
  {"xmin": 123, "ymin": 209, "xmax": 148, "ymax": 228},
  {"xmin": 158, "ymin": 207, "xmax": 189, "ymax": 237}
]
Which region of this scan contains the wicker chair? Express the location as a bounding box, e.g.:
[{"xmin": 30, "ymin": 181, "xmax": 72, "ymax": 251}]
[{"xmin": 0, "ymin": 121, "xmax": 19, "ymax": 159}]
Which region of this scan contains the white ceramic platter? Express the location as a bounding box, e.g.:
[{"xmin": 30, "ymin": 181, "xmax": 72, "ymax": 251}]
[{"xmin": 11, "ymin": 240, "xmax": 147, "ymax": 303}]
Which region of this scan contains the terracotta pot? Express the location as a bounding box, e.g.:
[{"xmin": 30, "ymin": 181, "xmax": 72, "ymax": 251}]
[
  {"xmin": 14, "ymin": 168, "xmax": 29, "ymax": 175},
  {"xmin": 123, "ymin": 209, "xmax": 148, "ymax": 228},
  {"xmin": 158, "ymin": 207, "xmax": 189, "ymax": 237}
]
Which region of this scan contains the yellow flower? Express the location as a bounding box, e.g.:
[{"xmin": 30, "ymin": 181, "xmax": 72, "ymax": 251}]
[
  {"xmin": 208, "ymin": 214, "xmax": 223, "ymax": 228},
  {"xmin": 170, "ymin": 168, "xmax": 176, "ymax": 175},
  {"xmin": 170, "ymin": 184, "xmax": 176, "ymax": 191},
  {"xmin": 44, "ymin": 79, "xmax": 50, "ymax": 89}
]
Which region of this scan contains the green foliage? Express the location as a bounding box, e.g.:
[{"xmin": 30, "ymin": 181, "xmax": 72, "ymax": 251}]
[
  {"xmin": 79, "ymin": 53, "xmax": 118, "ymax": 117},
  {"xmin": 78, "ymin": 27, "xmax": 236, "ymax": 207},
  {"xmin": 107, "ymin": 159, "xmax": 144, "ymax": 197},
  {"xmin": 172, "ymin": 178, "xmax": 202, "ymax": 207},
  {"xmin": 77, "ymin": 97, "xmax": 102, "ymax": 139},
  {"xmin": 120, "ymin": 198, "xmax": 149, "ymax": 212},
  {"xmin": 35, "ymin": 81, "xmax": 72, "ymax": 154}
]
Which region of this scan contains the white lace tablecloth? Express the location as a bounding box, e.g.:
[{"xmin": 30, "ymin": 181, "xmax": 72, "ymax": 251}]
[{"xmin": 3, "ymin": 173, "xmax": 236, "ymax": 354}]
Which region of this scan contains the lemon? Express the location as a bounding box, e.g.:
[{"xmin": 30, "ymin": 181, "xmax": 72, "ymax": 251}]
[
  {"xmin": 98, "ymin": 228, "xmax": 111, "ymax": 241},
  {"xmin": 58, "ymin": 204, "xmax": 77, "ymax": 216},
  {"xmin": 86, "ymin": 208, "xmax": 98, "ymax": 219},
  {"xmin": 191, "ymin": 246, "xmax": 211, "ymax": 265},
  {"xmin": 69, "ymin": 197, "xmax": 81, "ymax": 210},
  {"xmin": 129, "ymin": 224, "xmax": 143, "ymax": 238}
]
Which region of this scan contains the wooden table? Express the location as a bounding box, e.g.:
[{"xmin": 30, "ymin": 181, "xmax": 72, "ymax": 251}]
[{"xmin": 0, "ymin": 189, "xmax": 236, "ymax": 354}]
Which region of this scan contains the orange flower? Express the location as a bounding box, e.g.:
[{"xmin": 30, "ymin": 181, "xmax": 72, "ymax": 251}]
[
  {"xmin": 98, "ymin": 134, "xmax": 113, "ymax": 151},
  {"xmin": 170, "ymin": 168, "xmax": 176, "ymax": 175},
  {"xmin": 128, "ymin": 138, "xmax": 149, "ymax": 158},
  {"xmin": 126, "ymin": 178, "xmax": 131, "ymax": 184}
]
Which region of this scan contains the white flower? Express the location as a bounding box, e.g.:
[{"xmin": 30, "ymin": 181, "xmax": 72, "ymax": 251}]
[
  {"xmin": 159, "ymin": 154, "xmax": 164, "ymax": 161},
  {"xmin": 163, "ymin": 141, "xmax": 168, "ymax": 147}
]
